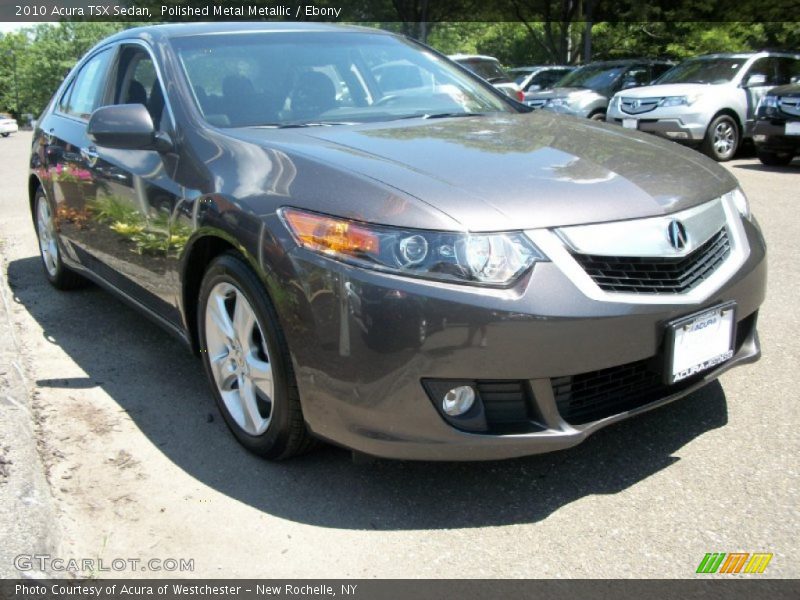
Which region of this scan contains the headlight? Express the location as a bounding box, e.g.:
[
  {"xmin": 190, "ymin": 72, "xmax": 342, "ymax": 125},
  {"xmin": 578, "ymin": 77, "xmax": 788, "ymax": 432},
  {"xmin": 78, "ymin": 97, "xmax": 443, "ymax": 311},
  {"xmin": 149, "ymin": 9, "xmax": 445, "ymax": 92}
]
[
  {"xmin": 759, "ymin": 95, "xmax": 778, "ymax": 109},
  {"xmin": 280, "ymin": 208, "xmax": 546, "ymax": 286},
  {"xmin": 658, "ymin": 95, "xmax": 696, "ymax": 107},
  {"xmin": 726, "ymin": 188, "xmax": 751, "ymax": 220}
]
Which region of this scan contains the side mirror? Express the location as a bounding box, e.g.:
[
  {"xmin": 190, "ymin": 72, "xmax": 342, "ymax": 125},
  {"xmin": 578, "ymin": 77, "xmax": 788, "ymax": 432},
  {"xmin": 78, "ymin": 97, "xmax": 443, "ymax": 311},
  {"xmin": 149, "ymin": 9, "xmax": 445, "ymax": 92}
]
[
  {"xmin": 743, "ymin": 73, "xmax": 767, "ymax": 88},
  {"xmin": 87, "ymin": 104, "xmax": 172, "ymax": 152}
]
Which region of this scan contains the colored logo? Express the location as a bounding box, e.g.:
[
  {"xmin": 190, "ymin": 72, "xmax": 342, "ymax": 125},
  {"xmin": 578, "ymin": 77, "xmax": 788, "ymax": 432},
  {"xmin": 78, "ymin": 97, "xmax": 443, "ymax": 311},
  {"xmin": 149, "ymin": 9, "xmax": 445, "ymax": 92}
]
[{"xmin": 696, "ymin": 552, "xmax": 773, "ymax": 574}]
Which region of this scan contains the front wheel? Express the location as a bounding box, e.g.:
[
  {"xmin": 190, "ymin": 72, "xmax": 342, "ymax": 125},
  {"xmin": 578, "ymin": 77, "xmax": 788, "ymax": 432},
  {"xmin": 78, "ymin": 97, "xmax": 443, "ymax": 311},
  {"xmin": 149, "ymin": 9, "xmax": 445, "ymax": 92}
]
[
  {"xmin": 198, "ymin": 252, "xmax": 316, "ymax": 459},
  {"xmin": 588, "ymin": 111, "xmax": 606, "ymax": 121},
  {"xmin": 702, "ymin": 115, "xmax": 740, "ymax": 161},
  {"xmin": 1, "ymin": 133, "xmax": 9, "ymax": 138},
  {"xmin": 757, "ymin": 150, "xmax": 794, "ymax": 166},
  {"xmin": 33, "ymin": 188, "xmax": 86, "ymax": 290}
]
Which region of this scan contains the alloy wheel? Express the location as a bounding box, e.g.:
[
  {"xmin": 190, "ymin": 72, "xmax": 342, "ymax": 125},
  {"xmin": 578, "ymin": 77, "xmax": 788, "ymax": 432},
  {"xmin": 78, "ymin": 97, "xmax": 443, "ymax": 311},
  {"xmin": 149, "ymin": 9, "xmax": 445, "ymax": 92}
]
[
  {"xmin": 713, "ymin": 121, "xmax": 735, "ymax": 157},
  {"xmin": 36, "ymin": 196, "xmax": 59, "ymax": 277},
  {"xmin": 204, "ymin": 282, "xmax": 275, "ymax": 436}
]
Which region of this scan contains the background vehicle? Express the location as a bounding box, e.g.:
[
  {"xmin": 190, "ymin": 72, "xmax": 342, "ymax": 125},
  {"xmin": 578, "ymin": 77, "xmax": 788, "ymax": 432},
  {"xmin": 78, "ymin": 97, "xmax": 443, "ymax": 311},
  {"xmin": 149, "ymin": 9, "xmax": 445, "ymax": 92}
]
[
  {"xmin": 0, "ymin": 113, "xmax": 18, "ymax": 137},
  {"xmin": 607, "ymin": 52, "xmax": 800, "ymax": 161},
  {"xmin": 525, "ymin": 59, "xmax": 673, "ymax": 119},
  {"xmin": 449, "ymin": 54, "xmax": 522, "ymax": 100},
  {"xmin": 753, "ymin": 81, "xmax": 800, "ymax": 165},
  {"xmin": 509, "ymin": 65, "xmax": 575, "ymax": 104}
]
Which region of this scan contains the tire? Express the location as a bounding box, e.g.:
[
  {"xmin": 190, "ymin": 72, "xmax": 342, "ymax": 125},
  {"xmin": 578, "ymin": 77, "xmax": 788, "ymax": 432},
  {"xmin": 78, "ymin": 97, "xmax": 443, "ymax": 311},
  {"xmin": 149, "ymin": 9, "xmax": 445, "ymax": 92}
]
[
  {"xmin": 701, "ymin": 114, "xmax": 740, "ymax": 161},
  {"xmin": 197, "ymin": 251, "xmax": 316, "ymax": 459},
  {"xmin": 1, "ymin": 133, "xmax": 9, "ymax": 138},
  {"xmin": 757, "ymin": 150, "xmax": 794, "ymax": 166},
  {"xmin": 33, "ymin": 188, "xmax": 86, "ymax": 290},
  {"xmin": 589, "ymin": 111, "xmax": 606, "ymax": 121}
]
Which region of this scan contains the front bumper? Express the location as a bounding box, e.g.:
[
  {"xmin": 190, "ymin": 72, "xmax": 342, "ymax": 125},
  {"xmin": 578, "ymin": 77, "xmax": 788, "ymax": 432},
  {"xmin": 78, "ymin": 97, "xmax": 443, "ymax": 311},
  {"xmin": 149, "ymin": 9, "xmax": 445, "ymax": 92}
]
[
  {"xmin": 275, "ymin": 217, "xmax": 766, "ymax": 461},
  {"xmin": 753, "ymin": 120, "xmax": 800, "ymax": 153},
  {"xmin": 607, "ymin": 107, "xmax": 708, "ymax": 142}
]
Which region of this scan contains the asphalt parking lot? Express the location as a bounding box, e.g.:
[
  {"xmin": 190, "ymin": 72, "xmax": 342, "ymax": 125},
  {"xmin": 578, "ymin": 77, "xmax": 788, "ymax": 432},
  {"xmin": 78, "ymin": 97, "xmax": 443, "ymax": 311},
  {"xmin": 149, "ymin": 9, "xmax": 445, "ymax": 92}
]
[{"xmin": 0, "ymin": 131, "xmax": 798, "ymax": 579}]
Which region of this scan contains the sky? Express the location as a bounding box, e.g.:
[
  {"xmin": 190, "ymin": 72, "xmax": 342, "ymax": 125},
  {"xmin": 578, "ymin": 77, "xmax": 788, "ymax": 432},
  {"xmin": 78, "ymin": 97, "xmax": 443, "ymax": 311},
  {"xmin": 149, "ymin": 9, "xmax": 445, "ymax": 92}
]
[{"xmin": 0, "ymin": 22, "xmax": 38, "ymax": 34}]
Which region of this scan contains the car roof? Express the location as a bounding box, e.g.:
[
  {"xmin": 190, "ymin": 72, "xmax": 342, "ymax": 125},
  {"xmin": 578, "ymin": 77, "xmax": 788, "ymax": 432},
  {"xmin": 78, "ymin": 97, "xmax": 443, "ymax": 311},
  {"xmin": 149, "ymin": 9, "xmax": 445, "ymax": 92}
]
[
  {"xmin": 578, "ymin": 59, "xmax": 673, "ymax": 67},
  {"xmin": 695, "ymin": 51, "xmax": 800, "ymax": 59},
  {"xmin": 101, "ymin": 21, "xmax": 386, "ymax": 44},
  {"xmin": 509, "ymin": 65, "xmax": 572, "ymax": 71}
]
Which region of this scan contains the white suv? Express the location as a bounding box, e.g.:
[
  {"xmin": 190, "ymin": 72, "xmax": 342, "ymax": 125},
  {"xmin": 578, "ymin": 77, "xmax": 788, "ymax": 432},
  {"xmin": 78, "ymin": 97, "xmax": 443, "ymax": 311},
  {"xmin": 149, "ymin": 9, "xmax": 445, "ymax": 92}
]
[{"xmin": 606, "ymin": 52, "xmax": 800, "ymax": 161}]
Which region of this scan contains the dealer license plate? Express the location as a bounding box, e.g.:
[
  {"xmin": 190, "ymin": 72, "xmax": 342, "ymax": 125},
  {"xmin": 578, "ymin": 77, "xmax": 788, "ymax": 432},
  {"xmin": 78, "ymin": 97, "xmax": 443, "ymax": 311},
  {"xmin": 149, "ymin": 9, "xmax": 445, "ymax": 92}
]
[
  {"xmin": 623, "ymin": 118, "xmax": 638, "ymax": 129},
  {"xmin": 785, "ymin": 121, "xmax": 800, "ymax": 136},
  {"xmin": 666, "ymin": 303, "xmax": 735, "ymax": 384}
]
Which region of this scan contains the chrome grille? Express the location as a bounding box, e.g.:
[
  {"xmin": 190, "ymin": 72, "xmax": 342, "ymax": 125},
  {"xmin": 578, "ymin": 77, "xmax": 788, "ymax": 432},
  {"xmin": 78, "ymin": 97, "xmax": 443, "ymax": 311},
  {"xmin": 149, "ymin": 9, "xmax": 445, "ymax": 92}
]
[
  {"xmin": 779, "ymin": 97, "xmax": 800, "ymax": 117},
  {"xmin": 620, "ymin": 97, "xmax": 660, "ymax": 115},
  {"xmin": 572, "ymin": 227, "xmax": 731, "ymax": 294}
]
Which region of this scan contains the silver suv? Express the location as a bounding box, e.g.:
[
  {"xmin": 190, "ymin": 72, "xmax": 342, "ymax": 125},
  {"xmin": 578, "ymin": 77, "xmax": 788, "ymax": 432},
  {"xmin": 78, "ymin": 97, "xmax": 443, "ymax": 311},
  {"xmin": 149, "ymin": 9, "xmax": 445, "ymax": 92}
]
[{"xmin": 607, "ymin": 52, "xmax": 800, "ymax": 161}]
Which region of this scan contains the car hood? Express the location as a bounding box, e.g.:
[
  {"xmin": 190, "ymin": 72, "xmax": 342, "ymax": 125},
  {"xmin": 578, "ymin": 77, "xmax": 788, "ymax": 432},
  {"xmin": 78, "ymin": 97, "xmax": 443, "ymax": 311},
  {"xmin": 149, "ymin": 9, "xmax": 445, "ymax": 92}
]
[
  {"xmin": 228, "ymin": 111, "xmax": 737, "ymax": 231},
  {"xmin": 768, "ymin": 84, "xmax": 800, "ymax": 97},
  {"xmin": 617, "ymin": 83, "xmax": 724, "ymax": 98}
]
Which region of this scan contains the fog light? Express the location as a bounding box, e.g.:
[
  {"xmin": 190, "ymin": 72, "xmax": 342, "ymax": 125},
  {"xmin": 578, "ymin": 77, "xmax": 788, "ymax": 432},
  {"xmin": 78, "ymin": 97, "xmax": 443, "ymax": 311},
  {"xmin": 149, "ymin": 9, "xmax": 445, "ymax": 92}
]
[
  {"xmin": 665, "ymin": 131, "xmax": 689, "ymax": 139},
  {"xmin": 753, "ymin": 135, "xmax": 767, "ymax": 142},
  {"xmin": 442, "ymin": 386, "xmax": 475, "ymax": 416}
]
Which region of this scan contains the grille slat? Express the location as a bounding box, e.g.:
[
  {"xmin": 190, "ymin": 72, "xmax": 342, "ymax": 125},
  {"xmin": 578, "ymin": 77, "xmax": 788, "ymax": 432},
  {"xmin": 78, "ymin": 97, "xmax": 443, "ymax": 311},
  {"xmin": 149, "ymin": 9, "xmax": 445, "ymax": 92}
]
[{"xmin": 573, "ymin": 228, "xmax": 731, "ymax": 294}]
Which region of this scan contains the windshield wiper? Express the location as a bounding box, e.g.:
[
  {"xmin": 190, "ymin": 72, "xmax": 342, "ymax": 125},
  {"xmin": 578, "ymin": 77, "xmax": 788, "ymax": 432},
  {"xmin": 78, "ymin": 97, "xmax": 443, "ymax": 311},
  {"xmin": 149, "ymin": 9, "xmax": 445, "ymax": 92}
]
[{"xmin": 254, "ymin": 121, "xmax": 356, "ymax": 129}]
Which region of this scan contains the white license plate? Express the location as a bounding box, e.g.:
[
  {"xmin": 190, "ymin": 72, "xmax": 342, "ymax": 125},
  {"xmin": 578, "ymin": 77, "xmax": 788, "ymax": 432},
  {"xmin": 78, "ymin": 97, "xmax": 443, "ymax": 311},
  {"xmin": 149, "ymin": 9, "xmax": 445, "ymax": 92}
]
[
  {"xmin": 786, "ymin": 121, "xmax": 800, "ymax": 136},
  {"xmin": 667, "ymin": 304, "xmax": 735, "ymax": 383},
  {"xmin": 622, "ymin": 119, "xmax": 638, "ymax": 129}
]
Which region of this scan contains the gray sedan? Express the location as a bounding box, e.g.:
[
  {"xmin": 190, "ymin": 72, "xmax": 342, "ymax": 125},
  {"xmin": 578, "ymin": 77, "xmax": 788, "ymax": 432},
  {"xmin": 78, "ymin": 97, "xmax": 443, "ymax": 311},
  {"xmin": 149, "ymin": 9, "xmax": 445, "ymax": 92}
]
[{"xmin": 29, "ymin": 23, "xmax": 766, "ymax": 461}]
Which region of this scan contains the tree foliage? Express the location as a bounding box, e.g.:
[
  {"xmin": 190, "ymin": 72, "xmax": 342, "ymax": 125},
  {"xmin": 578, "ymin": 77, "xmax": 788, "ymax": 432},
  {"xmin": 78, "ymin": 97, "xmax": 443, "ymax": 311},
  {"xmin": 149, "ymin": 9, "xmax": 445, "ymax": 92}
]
[{"xmin": 0, "ymin": 17, "xmax": 797, "ymax": 118}]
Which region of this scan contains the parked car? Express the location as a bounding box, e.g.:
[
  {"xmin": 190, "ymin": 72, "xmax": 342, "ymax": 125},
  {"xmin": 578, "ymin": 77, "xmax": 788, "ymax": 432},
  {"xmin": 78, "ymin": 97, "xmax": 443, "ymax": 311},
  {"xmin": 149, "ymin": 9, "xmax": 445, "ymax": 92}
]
[
  {"xmin": 752, "ymin": 81, "xmax": 800, "ymax": 165},
  {"xmin": 509, "ymin": 65, "xmax": 575, "ymax": 92},
  {"xmin": 30, "ymin": 23, "xmax": 765, "ymax": 461},
  {"xmin": 0, "ymin": 113, "xmax": 18, "ymax": 137},
  {"xmin": 449, "ymin": 54, "xmax": 523, "ymax": 100},
  {"xmin": 525, "ymin": 59, "xmax": 673, "ymax": 119},
  {"xmin": 607, "ymin": 52, "xmax": 800, "ymax": 161}
]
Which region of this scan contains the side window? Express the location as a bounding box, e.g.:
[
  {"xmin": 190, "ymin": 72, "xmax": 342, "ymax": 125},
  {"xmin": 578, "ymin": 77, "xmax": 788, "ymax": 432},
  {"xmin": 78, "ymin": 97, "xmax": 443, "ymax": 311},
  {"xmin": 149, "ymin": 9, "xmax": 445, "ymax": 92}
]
[
  {"xmin": 776, "ymin": 58, "xmax": 800, "ymax": 85},
  {"xmin": 651, "ymin": 63, "xmax": 672, "ymax": 80},
  {"xmin": 115, "ymin": 48, "xmax": 167, "ymax": 131},
  {"xmin": 59, "ymin": 49, "xmax": 113, "ymax": 119},
  {"xmin": 745, "ymin": 57, "xmax": 777, "ymax": 85},
  {"xmin": 622, "ymin": 67, "xmax": 649, "ymax": 89}
]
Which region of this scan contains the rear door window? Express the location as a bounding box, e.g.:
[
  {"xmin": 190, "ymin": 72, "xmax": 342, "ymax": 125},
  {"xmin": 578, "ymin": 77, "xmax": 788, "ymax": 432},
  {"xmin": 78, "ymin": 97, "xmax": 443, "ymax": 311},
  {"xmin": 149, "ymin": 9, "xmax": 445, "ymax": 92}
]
[{"xmin": 59, "ymin": 48, "xmax": 113, "ymax": 120}]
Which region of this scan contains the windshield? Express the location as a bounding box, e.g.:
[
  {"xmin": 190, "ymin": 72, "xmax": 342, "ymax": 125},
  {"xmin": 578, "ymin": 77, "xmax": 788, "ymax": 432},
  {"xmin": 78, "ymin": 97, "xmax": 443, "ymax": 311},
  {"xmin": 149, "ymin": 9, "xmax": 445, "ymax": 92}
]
[
  {"xmin": 513, "ymin": 71, "xmax": 534, "ymax": 85},
  {"xmin": 656, "ymin": 58, "xmax": 743, "ymax": 84},
  {"xmin": 172, "ymin": 32, "xmax": 514, "ymax": 128},
  {"xmin": 555, "ymin": 64, "xmax": 625, "ymax": 91}
]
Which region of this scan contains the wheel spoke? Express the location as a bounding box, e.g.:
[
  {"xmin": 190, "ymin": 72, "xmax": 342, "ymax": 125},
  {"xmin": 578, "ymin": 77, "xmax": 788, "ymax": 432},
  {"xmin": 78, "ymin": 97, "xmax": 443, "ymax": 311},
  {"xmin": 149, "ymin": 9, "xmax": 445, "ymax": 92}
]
[
  {"xmin": 232, "ymin": 292, "xmax": 256, "ymax": 346},
  {"xmin": 246, "ymin": 353, "xmax": 273, "ymax": 398},
  {"xmin": 208, "ymin": 292, "xmax": 235, "ymax": 341},
  {"xmin": 241, "ymin": 380, "xmax": 268, "ymax": 435}
]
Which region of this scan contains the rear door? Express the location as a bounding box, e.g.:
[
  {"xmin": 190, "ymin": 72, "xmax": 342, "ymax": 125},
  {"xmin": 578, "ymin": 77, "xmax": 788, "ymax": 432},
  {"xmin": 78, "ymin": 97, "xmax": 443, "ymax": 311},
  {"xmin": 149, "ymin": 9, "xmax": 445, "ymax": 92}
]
[{"xmin": 42, "ymin": 46, "xmax": 115, "ymax": 269}]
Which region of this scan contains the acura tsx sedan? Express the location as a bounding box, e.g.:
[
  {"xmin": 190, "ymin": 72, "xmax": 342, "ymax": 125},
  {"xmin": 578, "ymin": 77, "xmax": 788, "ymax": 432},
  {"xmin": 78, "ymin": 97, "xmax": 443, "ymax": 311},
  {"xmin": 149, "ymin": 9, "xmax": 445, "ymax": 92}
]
[{"xmin": 29, "ymin": 23, "xmax": 766, "ymax": 461}]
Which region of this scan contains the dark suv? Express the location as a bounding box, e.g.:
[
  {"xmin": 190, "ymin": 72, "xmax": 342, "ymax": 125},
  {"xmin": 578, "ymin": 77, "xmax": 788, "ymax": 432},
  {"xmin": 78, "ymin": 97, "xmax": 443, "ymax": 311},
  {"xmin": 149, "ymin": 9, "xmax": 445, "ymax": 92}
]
[
  {"xmin": 753, "ymin": 82, "xmax": 800, "ymax": 165},
  {"xmin": 525, "ymin": 59, "xmax": 674, "ymax": 120}
]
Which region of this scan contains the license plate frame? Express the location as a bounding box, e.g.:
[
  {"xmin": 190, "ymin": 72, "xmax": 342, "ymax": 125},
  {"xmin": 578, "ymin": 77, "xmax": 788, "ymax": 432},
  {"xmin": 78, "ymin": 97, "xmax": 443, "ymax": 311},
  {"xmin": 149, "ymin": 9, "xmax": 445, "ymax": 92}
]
[
  {"xmin": 664, "ymin": 302, "xmax": 736, "ymax": 384},
  {"xmin": 785, "ymin": 121, "xmax": 800, "ymax": 136},
  {"xmin": 622, "ymin": 118, "xmax": 638, "ymax": 129}
]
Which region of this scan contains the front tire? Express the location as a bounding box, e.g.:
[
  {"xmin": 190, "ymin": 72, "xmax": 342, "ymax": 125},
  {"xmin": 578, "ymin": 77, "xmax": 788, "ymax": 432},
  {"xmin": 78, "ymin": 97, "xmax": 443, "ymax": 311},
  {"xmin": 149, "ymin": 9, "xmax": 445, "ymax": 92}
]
[
  {"xmin": 757, "ymin": 150, "xmax": 794, "ymax": 166},
  {"xmin": 197, "ymin": 251, "xmax": 315, "ymax": 459},
  {"xmin": 1, "ymin": 133, "xmax": 10, "ymax": 138},
  {"xmin": 33, "ymin": 188, "xmax": 86, "ymax": 290},
  {"xmin": 589, "ymin": 111, "xmax": 606, "ymax": 121},
  {"xmin": 702, "ymin": 114, "xmax": 740, "ymax": 161}
]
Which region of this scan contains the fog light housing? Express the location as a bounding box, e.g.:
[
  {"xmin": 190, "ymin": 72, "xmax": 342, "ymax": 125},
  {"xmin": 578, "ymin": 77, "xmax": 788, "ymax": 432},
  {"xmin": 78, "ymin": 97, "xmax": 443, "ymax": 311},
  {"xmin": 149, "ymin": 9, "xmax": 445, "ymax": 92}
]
[
  {"xmin": 442, "ymin": 386, "xmax": 475, "ymax": 416},
  {"xmin": 665, "ymin": 131, "xmax": 689, "ymax": 139},
  {"xmin": 753, "ymin": 134, "xmax": 767, "ymax": 142}
]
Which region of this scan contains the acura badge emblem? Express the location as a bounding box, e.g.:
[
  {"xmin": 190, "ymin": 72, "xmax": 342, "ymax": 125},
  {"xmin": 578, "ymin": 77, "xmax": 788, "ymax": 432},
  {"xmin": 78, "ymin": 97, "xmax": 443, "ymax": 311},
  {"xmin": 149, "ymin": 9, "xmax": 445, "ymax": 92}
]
[
  {"xmin": 631, "ymin": 99, "xmax": 641, "ymax": 109},
  {"xmin": 667, "ymin": 220, "xmax": 688, "ymax": 251}
]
